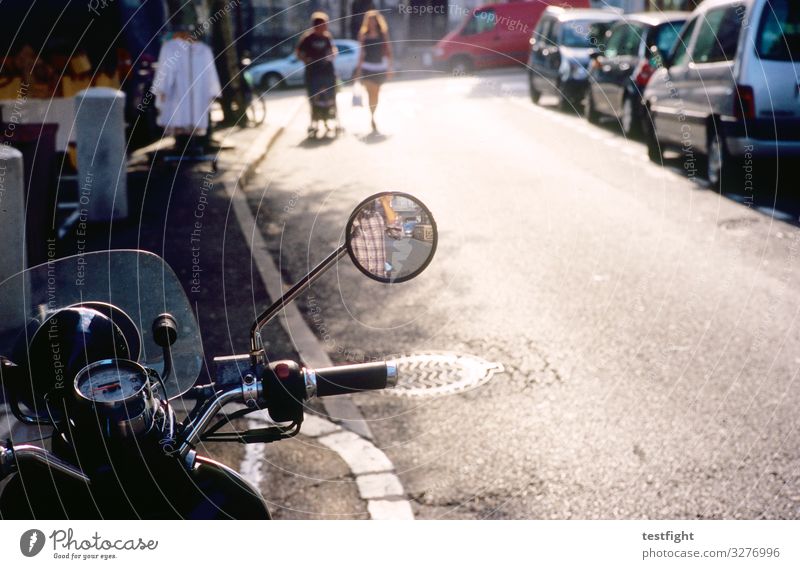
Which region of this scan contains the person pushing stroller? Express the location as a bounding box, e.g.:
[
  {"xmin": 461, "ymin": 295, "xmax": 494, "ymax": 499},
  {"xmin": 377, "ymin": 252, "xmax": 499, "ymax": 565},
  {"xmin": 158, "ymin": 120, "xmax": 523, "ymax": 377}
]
[{"xmin": 296, "ymin": 12, "xmax": 340, "ymax": 138}]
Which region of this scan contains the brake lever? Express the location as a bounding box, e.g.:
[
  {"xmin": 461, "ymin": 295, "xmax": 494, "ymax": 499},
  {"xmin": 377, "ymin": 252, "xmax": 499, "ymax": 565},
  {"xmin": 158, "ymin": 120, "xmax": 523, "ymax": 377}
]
[{"xmin": 200, "ymin": 424, "xmax": 300, "ymax": 444}]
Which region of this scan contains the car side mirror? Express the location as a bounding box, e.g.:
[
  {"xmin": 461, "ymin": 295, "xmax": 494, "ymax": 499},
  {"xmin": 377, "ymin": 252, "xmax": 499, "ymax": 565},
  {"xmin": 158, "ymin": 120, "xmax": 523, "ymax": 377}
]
[{"xmin": 649, "ymin": 45, "xmax": 669, "ymax": 69}]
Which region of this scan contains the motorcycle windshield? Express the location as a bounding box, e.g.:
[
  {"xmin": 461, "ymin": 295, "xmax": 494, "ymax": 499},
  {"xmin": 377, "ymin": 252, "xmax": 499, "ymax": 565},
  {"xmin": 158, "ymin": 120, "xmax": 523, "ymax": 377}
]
[{"xmin": 0, "ymin": 250, "xmax": 203, "ymax": 399}]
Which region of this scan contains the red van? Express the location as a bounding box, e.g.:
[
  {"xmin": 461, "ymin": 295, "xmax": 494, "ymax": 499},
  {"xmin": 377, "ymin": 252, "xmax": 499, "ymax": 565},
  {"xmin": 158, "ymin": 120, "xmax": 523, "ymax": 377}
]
[{"xmin": 432, "ymin": 0, "xmax": 590, "ymax": 72}]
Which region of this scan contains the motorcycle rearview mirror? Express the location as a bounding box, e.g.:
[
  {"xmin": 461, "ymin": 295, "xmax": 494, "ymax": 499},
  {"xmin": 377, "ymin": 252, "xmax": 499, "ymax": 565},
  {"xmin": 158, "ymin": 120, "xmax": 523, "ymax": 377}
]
[
  {"xmin": 345, "ymin": 192, "xmax": 437, "ymax": 283},
  {"xmin": 249, "ymin": 192, "xmax": 437, "ymax": 357}
]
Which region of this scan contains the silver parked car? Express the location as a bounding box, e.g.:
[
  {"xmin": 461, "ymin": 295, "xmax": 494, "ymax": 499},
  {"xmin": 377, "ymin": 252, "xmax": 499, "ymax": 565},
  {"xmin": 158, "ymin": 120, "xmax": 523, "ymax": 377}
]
[
  {"xmin": 642, "ymin": 0, "xmax": 800, "ymax": 188},
  {"xmin": 246, "ymin": 40, "xmax": 361, "ymax": 91}
]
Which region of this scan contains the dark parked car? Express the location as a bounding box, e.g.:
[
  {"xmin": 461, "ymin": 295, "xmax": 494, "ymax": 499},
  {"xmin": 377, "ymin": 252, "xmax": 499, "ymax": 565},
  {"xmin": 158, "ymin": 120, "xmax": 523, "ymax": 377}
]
[
  {"xmin": 584, "ymin": 11, "xmax": 688, "ymax": 137},
  {"xmin": 528, "ymin": 7, "xmax": 622, "ymax": 110}
]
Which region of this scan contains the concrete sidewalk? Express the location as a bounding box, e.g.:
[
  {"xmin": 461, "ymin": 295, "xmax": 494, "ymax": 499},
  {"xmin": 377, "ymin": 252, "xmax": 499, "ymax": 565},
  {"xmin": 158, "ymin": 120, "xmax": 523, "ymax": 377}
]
[
  {"xmin": 0, "ymin": 95, "xmax": 304, "ymax": 441},
  {"xmin": 0, "ymin": 92, "xmax": 383, "ymax": 519}
]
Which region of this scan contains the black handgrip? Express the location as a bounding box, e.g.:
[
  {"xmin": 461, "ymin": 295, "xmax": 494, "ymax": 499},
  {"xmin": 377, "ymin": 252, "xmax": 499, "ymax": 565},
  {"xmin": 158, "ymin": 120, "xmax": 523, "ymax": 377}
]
[{"xmin": 313, "ymin": 361, "xmax": 393, "ymax": 397}]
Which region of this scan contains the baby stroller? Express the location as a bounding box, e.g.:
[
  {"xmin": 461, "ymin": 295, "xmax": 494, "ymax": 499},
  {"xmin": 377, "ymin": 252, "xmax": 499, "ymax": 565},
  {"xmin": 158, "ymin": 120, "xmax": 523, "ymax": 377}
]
[{"xmin": 305, "ymin": 60, "xmax": 342, "ymax": 138}]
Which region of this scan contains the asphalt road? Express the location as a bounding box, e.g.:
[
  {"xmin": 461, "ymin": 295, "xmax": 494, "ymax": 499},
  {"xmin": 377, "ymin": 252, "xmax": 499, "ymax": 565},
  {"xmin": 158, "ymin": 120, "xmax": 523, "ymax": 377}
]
[{"xmin": 246, "ymin": 69, "xmax": 800, "ymax": 519}]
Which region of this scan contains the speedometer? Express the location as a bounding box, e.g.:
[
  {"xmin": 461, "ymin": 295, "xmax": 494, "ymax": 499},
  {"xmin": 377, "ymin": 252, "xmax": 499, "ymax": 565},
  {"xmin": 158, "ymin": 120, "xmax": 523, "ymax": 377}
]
[
  {"xmin": 73, "ymin": 359, "xmax": 157, "ymax": 438},
  {"xmin": 75, "ymin": 359, "xmax": 148, "ymax": 403}
]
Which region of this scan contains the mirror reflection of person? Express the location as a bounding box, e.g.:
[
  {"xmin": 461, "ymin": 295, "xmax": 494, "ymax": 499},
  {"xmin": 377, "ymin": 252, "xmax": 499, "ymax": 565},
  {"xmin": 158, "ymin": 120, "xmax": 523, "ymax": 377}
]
[{"xmin": 350, "ymin": 196, "xmax": 397, "ymax": 278}]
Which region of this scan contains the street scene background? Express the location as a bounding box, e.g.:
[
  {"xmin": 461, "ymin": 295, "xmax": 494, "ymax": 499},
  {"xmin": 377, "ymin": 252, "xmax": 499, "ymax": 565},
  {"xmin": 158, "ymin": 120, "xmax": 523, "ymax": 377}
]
[{"xmin": 1, "ymin": 0, "xmax": 799, "ymax": 520}]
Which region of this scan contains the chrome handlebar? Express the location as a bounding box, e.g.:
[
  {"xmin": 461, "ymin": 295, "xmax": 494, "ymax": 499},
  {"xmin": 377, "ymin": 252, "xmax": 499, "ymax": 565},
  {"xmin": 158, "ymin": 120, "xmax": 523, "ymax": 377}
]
[
  {"xmin": 0, "ymin": 359, "xmax": 398, "ymax": 476},
  {"xmin": 177, "ymin": 359, "xmax": 397, "ymax": 468},
  {"xmin": 0, "ymin": 443, "xmax": 90, "ymax": 484},
  {"xmin": 177, "ymin": 386, "xmax": 247, "ymax": 465}
]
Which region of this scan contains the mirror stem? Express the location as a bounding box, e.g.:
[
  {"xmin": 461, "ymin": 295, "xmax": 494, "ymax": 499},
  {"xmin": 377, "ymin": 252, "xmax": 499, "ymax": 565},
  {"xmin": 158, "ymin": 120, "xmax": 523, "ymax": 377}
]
[{"xmin": 250, "ymin": 244, "xmax": 348, "ymax": 357}]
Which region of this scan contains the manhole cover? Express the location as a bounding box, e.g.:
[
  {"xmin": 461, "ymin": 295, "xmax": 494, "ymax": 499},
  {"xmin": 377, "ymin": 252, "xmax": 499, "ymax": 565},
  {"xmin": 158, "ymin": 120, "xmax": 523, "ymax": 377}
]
[{"xmin": 386, "ymin": 352, "xmax": 504, "ymax": 398}]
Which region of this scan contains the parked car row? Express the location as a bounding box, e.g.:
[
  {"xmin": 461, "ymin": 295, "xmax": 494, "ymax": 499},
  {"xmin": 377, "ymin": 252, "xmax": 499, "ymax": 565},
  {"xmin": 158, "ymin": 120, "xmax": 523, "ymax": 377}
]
[
  {"xmin": 528, "ymin": 8, "xmax": 622, "ymax": 110},
  {"xmin": 527, "ymin": 0, "xmax": 800, "ymax": 189},
  {"xmin": 527, "ymin": 6, "xmax": 684, "ymax": 119},
  {"xmin": 585, "ymin": 11, "xmax": 688, "ymax": 138}
]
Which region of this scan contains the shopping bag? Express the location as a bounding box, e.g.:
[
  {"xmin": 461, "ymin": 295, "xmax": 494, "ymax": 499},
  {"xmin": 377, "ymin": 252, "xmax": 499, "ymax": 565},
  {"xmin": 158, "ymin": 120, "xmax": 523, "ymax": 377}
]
[{"xmin": 352, "ymin": 81, "xmax": 363, "ymax": 107}]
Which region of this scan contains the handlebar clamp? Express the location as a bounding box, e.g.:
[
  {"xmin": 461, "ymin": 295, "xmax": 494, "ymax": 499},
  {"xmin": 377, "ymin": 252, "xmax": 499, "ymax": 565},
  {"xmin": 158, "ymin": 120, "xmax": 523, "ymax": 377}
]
[{"xmin": 242, "ymin": 373, "xmax": 260, "ymax": 408}]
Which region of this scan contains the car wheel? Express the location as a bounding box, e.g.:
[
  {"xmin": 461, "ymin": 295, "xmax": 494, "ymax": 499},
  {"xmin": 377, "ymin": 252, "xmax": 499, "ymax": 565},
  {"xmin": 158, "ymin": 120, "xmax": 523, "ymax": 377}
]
[
  {"xmin": 621, "ymin": 95, "xmax": 641, "ymax": 138},
  {"xmin": 644, "ymin": 107, "xmax": 662, "ymax": 163},
  {"xmin": 556, "ymin": 80, "xmax": 582, "ymax": 112},
  {"xmin": 584, "ymin": 89, "xmax": 599, "ymax": 124},
  {"xmin": 529, "ymin": 71, "xmax": 541, "ymax": 104},
  {"xmin": 450, "ymin": 56, "xmax": 472, "ymax": 76},
  {"xmin": 259, "ymin": 72, "xmax": 282, "ymax": 92},
  {"xmin": 707, "ymin": 133, "xmax": 723, "ymax": 188},
  {"xmin": 707, "ymin": 130, "xmax": 739, "ymax": 191}
]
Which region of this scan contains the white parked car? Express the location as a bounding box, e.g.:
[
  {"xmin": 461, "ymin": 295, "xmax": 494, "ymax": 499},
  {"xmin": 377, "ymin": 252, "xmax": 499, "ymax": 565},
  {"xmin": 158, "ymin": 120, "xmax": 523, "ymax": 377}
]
[
  {"xmin": 642, "ymin": 0, "xmax": 800, "ymax": 188},
  {"xmin": 246, "ymin": 40, "xmax": 361, "ymax": 91}
]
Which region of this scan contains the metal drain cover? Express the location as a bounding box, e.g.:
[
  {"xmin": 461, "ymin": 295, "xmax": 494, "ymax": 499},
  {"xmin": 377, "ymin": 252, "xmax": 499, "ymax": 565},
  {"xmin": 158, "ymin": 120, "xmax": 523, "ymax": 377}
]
[{"xmin": 386, "ymin": 352, "xmax": 504, "ymax": 398}]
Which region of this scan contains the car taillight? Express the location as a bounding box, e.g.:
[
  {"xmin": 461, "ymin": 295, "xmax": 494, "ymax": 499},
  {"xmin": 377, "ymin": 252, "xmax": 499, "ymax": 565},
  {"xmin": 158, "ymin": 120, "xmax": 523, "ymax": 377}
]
[
  {"xmin": 734, "ymin": 85, "xmax": 756, "ymax": 120},
  {"xmin": 633, "ymin": 59, "xmax": 654, "ymax": 89}
]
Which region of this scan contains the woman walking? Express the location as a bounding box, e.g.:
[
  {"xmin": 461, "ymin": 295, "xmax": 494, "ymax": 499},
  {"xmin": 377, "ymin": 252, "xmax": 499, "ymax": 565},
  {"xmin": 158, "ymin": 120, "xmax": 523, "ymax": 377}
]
[
  {"xmin": 354, "ymin": 10, "xmax": 393, "ymax": 132},
  {"xmin": 296, "ymin": 12, "xmax": 338, "ymax": 136}
]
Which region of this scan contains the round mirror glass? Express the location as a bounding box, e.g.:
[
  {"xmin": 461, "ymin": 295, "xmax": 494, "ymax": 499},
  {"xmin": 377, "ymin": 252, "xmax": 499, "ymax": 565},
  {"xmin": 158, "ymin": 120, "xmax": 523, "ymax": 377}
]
[{"xmin": 345, "ymin": 192, "xmax": 437, "ymax": 283}]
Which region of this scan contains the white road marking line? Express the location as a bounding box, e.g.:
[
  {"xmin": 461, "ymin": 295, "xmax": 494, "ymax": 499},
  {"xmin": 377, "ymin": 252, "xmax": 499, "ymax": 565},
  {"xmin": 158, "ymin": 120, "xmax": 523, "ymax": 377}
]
[
  {"xmin": 356, "ymin": 472, "xmax": 405, "ymax": 499},
  {"xmin": 368, "ymin": 499, "xmax": 415, "ymax": 520},
  {"xmin": 249, "ymin": 412, "xmax": 413, "ymax": 519},
  {"xmin": 219, "ymin": 109, "xmax": 414, "ymax": 519},
  {"xmin": 316, "ymin": 430, "xmax": 394, "ymax": 475},
  {"xmin": 239, "ymin": 419, "xmax": 267, "ymax": 488}
]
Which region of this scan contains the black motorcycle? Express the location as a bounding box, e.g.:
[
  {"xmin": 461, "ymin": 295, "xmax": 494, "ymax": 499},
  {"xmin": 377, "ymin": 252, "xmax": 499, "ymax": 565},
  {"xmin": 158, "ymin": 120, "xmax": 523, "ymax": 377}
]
[{"xmin": 0, "ymin": 192, "xmax": 437, "ymax": 519}]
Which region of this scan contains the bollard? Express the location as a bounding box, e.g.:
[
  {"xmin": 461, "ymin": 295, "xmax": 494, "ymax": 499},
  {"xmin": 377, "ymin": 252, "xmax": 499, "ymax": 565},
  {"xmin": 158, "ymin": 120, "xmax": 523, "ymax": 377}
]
[
  {"xmin": 74, "ymin": 87, "xmax": 128, "ymax": 222},
  {"xmin": 0, "ymin": 145, "xmax": 29, "ymax": 335}
]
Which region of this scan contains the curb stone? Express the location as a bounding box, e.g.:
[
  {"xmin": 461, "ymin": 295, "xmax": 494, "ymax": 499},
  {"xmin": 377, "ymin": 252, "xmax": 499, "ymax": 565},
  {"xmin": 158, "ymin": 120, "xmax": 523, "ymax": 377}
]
[{"xmin": 217, "ymin": 99, "xmax": 414, "ymax": 520}]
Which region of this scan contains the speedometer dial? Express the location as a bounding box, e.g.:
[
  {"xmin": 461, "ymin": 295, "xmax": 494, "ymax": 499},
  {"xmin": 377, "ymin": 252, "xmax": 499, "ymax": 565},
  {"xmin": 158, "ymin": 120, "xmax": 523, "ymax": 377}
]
[{"xmin": 75, "ymin": 360, "xmax": 148, "ymax": 403}]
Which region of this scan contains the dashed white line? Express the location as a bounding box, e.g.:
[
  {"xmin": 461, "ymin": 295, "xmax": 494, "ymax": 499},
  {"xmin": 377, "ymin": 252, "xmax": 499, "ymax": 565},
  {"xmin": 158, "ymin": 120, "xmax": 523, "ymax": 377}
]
[{"xmin": 239, "ymin": 419, "xmax": 267, "ymax": 488}]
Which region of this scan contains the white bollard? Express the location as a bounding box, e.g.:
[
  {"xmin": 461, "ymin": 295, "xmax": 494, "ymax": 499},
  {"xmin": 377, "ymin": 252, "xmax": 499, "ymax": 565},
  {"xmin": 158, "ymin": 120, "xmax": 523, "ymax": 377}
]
[
  {"xmin": 74, "ymin": 87, "xmax": 128, "ymax": 222},
  {"xmin": 0, "ymin": 145, "xmax": 28, "ymax": 334}
]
